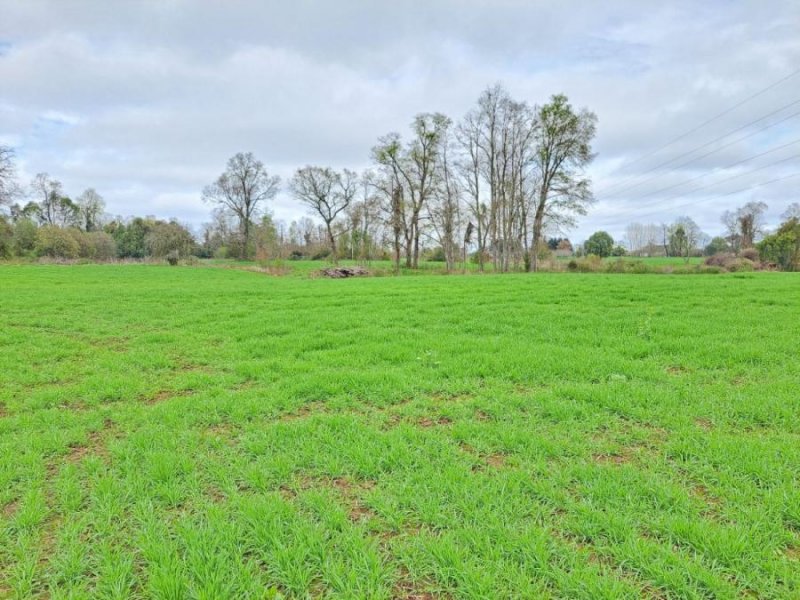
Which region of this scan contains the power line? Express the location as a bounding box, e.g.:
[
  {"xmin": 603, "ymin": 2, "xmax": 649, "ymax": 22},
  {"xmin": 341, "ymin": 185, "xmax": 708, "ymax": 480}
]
[
  {"xmin": 599, "ymin": 99, "xmax": 800, "ymax": 195},
  {"xmin": 618, "ymin": 172, "xmax": 800, "ymax": 221},
  {"xmin": 623, "ymin": 137, "xmax": 800, "ymax": 203},
  {"xmin": 719, "ymin": 171, "xmax": 800, "ymax": 197},
  {"xmin": 602, "ymin": 66, "xmax": 800, "ymax": 179}
]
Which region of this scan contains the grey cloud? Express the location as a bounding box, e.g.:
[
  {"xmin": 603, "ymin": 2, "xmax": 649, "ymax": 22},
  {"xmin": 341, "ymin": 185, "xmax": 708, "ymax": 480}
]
[{"xmin": 0, "ymin": 0, "xmax": 798, "ymax": 241}]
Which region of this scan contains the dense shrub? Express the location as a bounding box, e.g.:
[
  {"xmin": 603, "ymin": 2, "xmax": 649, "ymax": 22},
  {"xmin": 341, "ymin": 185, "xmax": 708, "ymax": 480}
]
[
  {"xmin": 605, "ymin": 258, "xmax": 627, "ymax": 273},
  {"xmin": 34, "ymin": 227, "xmax": 119, "ymax": 261},
  {"xmin": 726, "ymin": 258, "xmax": 755, "ymax": 272},
  {"xmin": 757, "ymin": 218, "xmax": 800, "ymax": 271},
  {"xmin": 108, "ymin": 217, "xmax": 151, "ymax": 258},
  {"xmin": 427, "ymin": 247, "xmax": 446, "ymax": 262},
  {"xmin": 704, "ymin": 253, "xmax": 735, "ymax": 267},
  {"xmin": 13, "ymin": 219, "xmax": 38, "ymax": 256},
  {"xmin": 0, "ymin": 217, "xmax": 12, "ymax": 258},
  {"xmin": 630, "ymin": 260, "xmax": 655, "ymax": 274},
  {"xmin": 69, "ymin": 228, "xmax": 95, "ymax": 258},
  {"xmin": 704, "ymin": 253, "xmax": 755, "ymax": 272},
  {"xmin": 35, "ymin": 226, "xmax": 81, "ymax": 259},
  {"xmin": 145, "ymin": 220, "xmax": 196, "ymax": 258},
  {"xmin": 567, "ymin": 254, "xmax": 603, "ymax": 272},
  {"xmin": 86, "ymin": 231, "xmax": 117, "ymax": 260},
  {"xmin": 740, "ymin": 247, "xmax": 759, "ymax": 262}
]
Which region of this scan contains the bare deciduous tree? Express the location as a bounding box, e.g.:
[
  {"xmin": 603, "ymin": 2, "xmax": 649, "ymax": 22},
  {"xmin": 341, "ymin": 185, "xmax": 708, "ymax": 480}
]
[
  {"xmin": 722, "ymin": 201, "xmax": 768, "ymax": 252},
  {"xmin": 344, "ymin": 174, "xmax": 383, "ymax": 263},
  {"xmin": 373, "ymin": 113, "xmax": 450, "ymax": 268},
  {"xmin": 455, "ymin": 111, "xmax": 489, "ymax": 270},
  {"xmin": 453, "ymin": 86, "xmax": 596, "ymax": 272},
  {"xmin": 428, "ymin": 126, "xmax": 463, "ymax": 271},
  {"xmin": 667, "ymin": 216, "xmax": 704, "ymax": 261},
  {"xmin": 76, "ymin": 188, "xmax": 106, "ymax": 232},
  {"xmin": 290, "ymin": 166, "xmax": 357, "ymax": 264},
  {"xmin": 781, "ymin": 202, "xmax": 800, "ymax": 221},
  {"xmin": 30, "ymin": 173, "xmax": 78, "ymax": 227},
  {"xmin": 456, "ymin": 86, "xmax": 526, "ymax": 271},
  {"xmin": 625, "ymin": 223, "xmax": 647, "ymax": 255},
  {"xmin": 530, "ymin": 94, "xmax": 597, "ymax": 271},
  {"xmin": 203, "ymin": 152, "xmax": 280, "ymax": 259},
  {"xmin": 0, "ymin": 146, "xmax": 19, "ymax": 210}
]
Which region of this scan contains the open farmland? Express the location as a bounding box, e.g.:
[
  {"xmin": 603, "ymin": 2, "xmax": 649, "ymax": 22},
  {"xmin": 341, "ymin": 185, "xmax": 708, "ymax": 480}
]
[{"xmin": 1, "ymin": 266, "xmax": 799, "ymax": 599}]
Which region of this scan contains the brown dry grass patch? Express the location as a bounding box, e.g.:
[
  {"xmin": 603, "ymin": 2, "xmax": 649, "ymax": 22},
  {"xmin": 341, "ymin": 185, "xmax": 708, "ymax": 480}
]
[
  {"xmin": 695, "ymin": 418, "xmax": 714, "ymax": 431},
  {"xmin": 280, "ymin": 401, "xmax": 328, "ymax": 421},
  {"xmin": 65, "ymin": 418, "xmax": 115, "ymax": 464},
  {"xmin": 418, "ymin": 416, "xmax": 452, "ymax": 428},
  {"xmin": 592, "ymin": 452, "xmax": 633, "ymax": 465},
  {"xmin": 393, "ymin": 566, "xmax": 449, "ymax": 600},
  {"xmin": 144, "ymin": 388, "xmax": 196, "ymax": 405},
  {"xmin": 2, "ymin": 499, "xmax": 19, "ymax": 519}
]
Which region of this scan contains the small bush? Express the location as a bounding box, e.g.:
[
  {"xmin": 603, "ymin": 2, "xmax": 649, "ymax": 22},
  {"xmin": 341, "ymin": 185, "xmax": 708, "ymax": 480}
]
[
  {"xmin": 704, "ymin": 253, "xmax": 756, "ymax": 272},
  {"xmin": 698, "ymin": 265, "xmax": 723, "ymax": 274},
  {"xmin": 726, "ymin": 258, "xmax": 754, "ymax": 272},
  {"xmin": 567, "ymin": 255, "xmax": 602, "ymax": 272},
  {"xmin": 704, "ymin": 253, "xmax": 734, "ymax": 267},
  {"xmin": 740, "ymin": 247, "xmax": 759, "ymax": 262},
  {"xmin": 631, "ymin": 261, "xmax": 655, "ymax": 274},
  {"xmin": 427, "ymin": 247, "xmax": 446, "ymax": 262},
  {"xmin": 605, "ymin": 258, "xmax": 627, "ymax": 273}
]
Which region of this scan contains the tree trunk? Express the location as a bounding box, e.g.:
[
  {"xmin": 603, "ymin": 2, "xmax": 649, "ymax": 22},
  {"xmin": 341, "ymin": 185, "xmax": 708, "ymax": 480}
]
[
  {"xmin": 242, "ymin": 219, "xmax": 250, "ymax": 260},
  {"xmin": 326, "ymin": 221, "xmax": 338, "ymax": 265},
  {"xmin": 405, "ymin": 225, "xmax": 413, "ymax": 268},
  {"xmin": 531, "ymin": 195, "xmax": 546, "ymax": 272},
  {"xmin": 394, "ymin": 232, "xmax": 401, "ymax": 273},
  {"xmin": 476, "ymin": 219, "xmax": 484, "ymax": 272}
]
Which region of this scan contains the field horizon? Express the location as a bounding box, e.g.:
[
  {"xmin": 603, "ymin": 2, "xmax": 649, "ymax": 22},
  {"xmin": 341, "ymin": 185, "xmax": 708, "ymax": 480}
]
[{"xmin": 1, "ymin": 265, "xmax": 799, "ymax": 599}]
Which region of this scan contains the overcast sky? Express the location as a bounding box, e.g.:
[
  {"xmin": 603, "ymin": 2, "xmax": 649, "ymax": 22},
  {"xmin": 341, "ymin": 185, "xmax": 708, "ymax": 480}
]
[{"xmin": 1, "ymin": 0, "xmax": 799, "ymax": 242}]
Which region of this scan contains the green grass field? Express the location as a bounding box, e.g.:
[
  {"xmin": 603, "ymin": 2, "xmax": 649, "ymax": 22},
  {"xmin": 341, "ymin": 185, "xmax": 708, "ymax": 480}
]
[{"xmin": 1, "ymin": 265, "xmax": 799, "ymax": 599}]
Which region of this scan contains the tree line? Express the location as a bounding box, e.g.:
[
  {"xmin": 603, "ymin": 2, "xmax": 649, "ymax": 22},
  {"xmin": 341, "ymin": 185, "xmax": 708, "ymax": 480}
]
[
  {"xmin": 0, "ymin": 164, "xmax": 197, "ymax": 261},
  {"xmin": 199, "ymin": 84, "xmax": 597, "ymax": 271},
  {"xmin": 2, "ymin": 84, "xmax": 798, "ymax": 271},
  {"xmin": 575, "ymin": 202, "xmax": 799, "ymax": 270}
]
